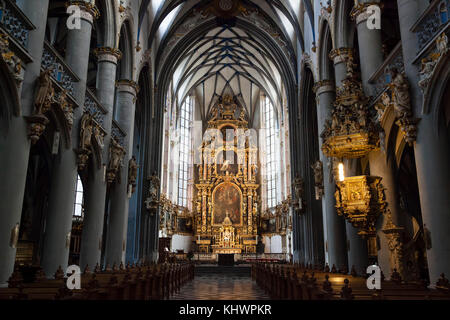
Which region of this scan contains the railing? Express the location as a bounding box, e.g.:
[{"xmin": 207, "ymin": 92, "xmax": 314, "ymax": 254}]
[
  {"xmin": 85, "ymin": 88, "xmax": 108, "ymax": 129},
  {"xmin": 241, "ymin": 253, "xmax": 289, "ymax": 262},
  {"xmin": 0, "ymin": 0, "xmax": 35, "ymax": 50},
  {"xmin": 41, "ymin": 41, "xmax": 79, "ymax": 96},
  {"xmin": 411, "ymin": 0, "xmax": 450, "ymax": 53},
  {"xmin": 368, "ymin": 42, "xmax": 405, "ymax": 101},
  {"xmin": 111, "ymin": 120, "xmax": 126, "ymax": 146}
]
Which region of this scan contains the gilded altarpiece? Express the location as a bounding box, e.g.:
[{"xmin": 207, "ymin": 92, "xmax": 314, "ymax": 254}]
[{"xmin": 194, "ymin": 95, "xmax": 259, "ymax": 254}]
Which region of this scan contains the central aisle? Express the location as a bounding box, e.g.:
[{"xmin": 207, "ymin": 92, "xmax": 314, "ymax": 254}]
[{"xmin": 170, "ymin": 265, "xmax": 270, "ymax": 300}]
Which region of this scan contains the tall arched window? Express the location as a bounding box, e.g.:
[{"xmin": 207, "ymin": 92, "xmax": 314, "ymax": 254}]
[
  {"xmin": 177, "ymin": 95, "xmax": 194, "ymax": 207},
  {"xmin": 262, "ymin": 95, "xmax": 281, "ymax": 208},
  {"xmin": 73, "ymin": 175, "xmax": 84, "ymax": 218}
]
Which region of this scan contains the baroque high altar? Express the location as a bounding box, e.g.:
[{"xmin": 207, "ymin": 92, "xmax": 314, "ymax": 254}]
[{"xmin": 194, "ymin": 95, "xmax": 260, "ymax": 254}]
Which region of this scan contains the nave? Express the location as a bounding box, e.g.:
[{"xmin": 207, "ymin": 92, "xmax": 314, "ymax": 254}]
[{"xmin": 1, "ymin": 0, "xmax": 450, "ymax": 305}]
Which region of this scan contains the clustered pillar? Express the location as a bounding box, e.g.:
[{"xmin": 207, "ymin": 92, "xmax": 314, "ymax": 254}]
[
  {"xmin": 79, "ymin": 48, "xmax": 121, "ymax": 270},
  {"xmin": 104, "ymin": 80, "xmax": 138, "ymax": 267},
  {"xmin": 0, "ymin": 0, "xmax": 50, "ymax": 287},
  {"xmin": 314, "ymin": 81, "xmax": 348, "ymax": 270},
  {"xmin": 353, "ymin": 1, "xmax": 404, "ymax": 277},
  {"xmin": 41, "ymin": 1, "xmax": 96, "ymax": 277},
  {"xmin": 396, "ymin": 0, "xmax": 450, "ymax": 286},
  {"xmin": 329, "ymin": 47, "xmax": 369, "ymax": 273}
]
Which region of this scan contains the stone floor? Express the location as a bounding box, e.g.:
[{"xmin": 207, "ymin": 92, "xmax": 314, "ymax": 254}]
[{"xmin": 170, "ymin": 271, "xmax": 270, "ymax": 300}]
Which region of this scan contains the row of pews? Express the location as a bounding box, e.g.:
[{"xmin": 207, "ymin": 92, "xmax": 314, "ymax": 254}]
[
  {"xmin": 0, "ymin": 262, "xmax": 194, "ymax": 300},
  {"xmin": 252, "ymin": 263, "xmax": 450, "ymax": 300}
]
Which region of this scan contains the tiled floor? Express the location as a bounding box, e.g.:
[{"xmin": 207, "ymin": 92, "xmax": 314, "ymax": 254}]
[{"xmin": 171, "ymin": 273, "xmax": 270, "ymax": 300}]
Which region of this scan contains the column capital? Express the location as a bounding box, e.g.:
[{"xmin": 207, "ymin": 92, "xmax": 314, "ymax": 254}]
[
  {"xmin": 94, "ymin": 47, "xmax": 122, "ymax": 64},
  {"xmin": 116, "ymin": 79, "xmax": 139, "ymax": 96},
  {"xmin": 329, "ymin": 47, "xmax": 354, "ymax": 65},
  {"xmin": 313, "ymin": 80, "xmax": 335, "ymax": 96},
  {"xmin": 66, "ymin": 1, "xmax": 100, "ymax": 24},
  {"xmin": 350, "ymin": 2, "xmax": 382, "ymax": 25}
]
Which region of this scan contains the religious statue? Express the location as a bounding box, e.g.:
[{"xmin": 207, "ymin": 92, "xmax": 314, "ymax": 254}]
[
  {"xmin": 331, "ymin": 109, "xmax": 339, "ymax": 131},
  {"xmin": 57, "ymin": 90, "xmax": 73, "ymax": 130},
  {"xmin": 419, "ymin": 57, "xmax": 437, "ymax": 91},
  {"xmin": 210, "ymin": 105, "xmax": 219, "ymax": 121},
  {"xmin": 436, "ymin": 32, "xmax": 448, "ymax": 55},
  {"xmin": 148, "ymin": 172, "xmax": 160, "ymax": 201},
  {"xmin": 196, "ymin": 200, "xmax": 201, "ymax": 213},
  {"xmin": 321, "ymin": 119, "xmax": 332, "ymax": 139},
  {"xmin": 375, "ymin": 92, "xmax": 390, "ymax": 119},
  {"xmin": 80, "ymin": 112, "xmax": 94, "ymax": 151},
  {"xmin": 239, "ymin": 108, "xmax": 246, "ymax": 121},
  {"xmin": 198, "ymin": 164, "xmax": 203, "ymax": 179},
  {"xmin": 311, "ymin": 161, "xmax": 323, "ymax": 187},
  {"xmin": 253, "ymin": 201, "xmax": 258, "ymax": 216},
  {"xmin": 34, "ymin": 69, "xmax": 55, "ymax": 115},
  {"xmin": 251, "ymin": 164, "xmax": 258, "ymax": 177},
  {"xmin": 93, "ymin": 125, "xmax": 105, "ymax": 150},
  {"xmin": 389, "ymin": 69, "xmax": 412, "ymax": 120},
  {"xmin": 108, "ymin": 138, "xmax": 125, "ymax": 183},
  {"xmin": 128, "ymin": 156, "xmax": 139, "ymax": 191},
  {"xmin": 293, "ymin": 175, "xmax": 304, "ymax": 209},
  {"xmin": 357, "ymin": 104, "xmax": 367, "ymax": 128},
  {"xmin": 223, "ymin": 94, "xmax": 233, "ymax": 105}
]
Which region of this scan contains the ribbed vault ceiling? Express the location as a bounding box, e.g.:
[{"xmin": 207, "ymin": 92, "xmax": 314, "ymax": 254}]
[
  {"xmin": 171, "ymin": 25, "xmax": 282, "ymax": 122},
  {"xmin": 137, "ymin": 0, "xmax": 315, "ymax": 124}
]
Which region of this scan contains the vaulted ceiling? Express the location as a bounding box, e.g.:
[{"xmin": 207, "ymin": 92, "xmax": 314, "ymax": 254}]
[
  {"xmin": 137, "ymin": 0, "xmax": 315, "ymax": 124},
  {"xmin": 171, "ymin": 25, "xmax": 282, "ymax": 122}
]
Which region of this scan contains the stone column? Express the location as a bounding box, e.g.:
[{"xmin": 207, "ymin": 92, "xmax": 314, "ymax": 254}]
[
  {"xmin": 79, "ymin": 48, "xmax": 121, "ymax": 270},
  {"xmin": 353, "ymin": 1, "xmax": 404, "ymax": 277},
  {"xmin": 142, "ymin": 86, "xmax": 166, "ymax": 263},
  {"xmin": 41, "ymin": 1, "xmax": 96, "ymax": 277},
  {"xmin": 345, "ymin": 220, "xmax": 368, "ymax": 274},
  {"xmin": 314, "ymin": 81, "xmax": 348, "ymax": 270},
  {"xmin": 369, "ymin": 151, "xmax": 404, "ymax": 277},
  {"xmin": 352, "ymin": 0, "xmax": 383, "ymax": 96},
  {"xmin": 397, "ymin": 0, "xmax": 450, "ymax": 286},
  {"xmin": 329, "ymin": 48, "xmax": 353, "ymax": 86},
  {"xmin": 287, "ymin": 86, "xmax": 302, "ymax": 263},
  {"xmin": 0, "ymin": 0, "xmax": 50, "ymax": 286},
  {"xmin": 329, "ymin": 48, "xmax": 369, "ymax": 272},
  {"xmin": 104, "ymin": 80, "xmax": 138, "ymax": 266},
  {"xmin": 344, "ymin": 159, "xmax": 369, "ymax": 273}
]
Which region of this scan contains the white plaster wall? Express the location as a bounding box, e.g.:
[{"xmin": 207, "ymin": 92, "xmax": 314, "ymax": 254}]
[{"xmin": 171, "ymin": 234, "xmax": 193, "ymax": 253}]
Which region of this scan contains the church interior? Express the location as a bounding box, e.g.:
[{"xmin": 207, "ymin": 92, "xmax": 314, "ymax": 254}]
[{"xmin": 0, "ymin": 0, "xmax": 450, "ymax": 304}]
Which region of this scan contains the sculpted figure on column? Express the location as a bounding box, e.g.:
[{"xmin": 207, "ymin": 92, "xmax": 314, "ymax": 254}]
[
  {"xmin": 311, "ymin": 161, "xmax": 324, "ymax": 186},
  {"xmin": 107, "ymin": 138, "xmax": 125, "ymax": 183},
  {"xmin": 80, "ymin": 113, "xmax": 94, "ymax": 151},
  {"xmin": 57, "ymin": 90, "xmax": 74, "ymax": 130},
  {"xmin": 128, "ymin": 156, "xmax": 139, "ymax": 192},
  {"xmin": 34, "ymin": 69, "xmax": 55, "ymax": 115},
  {"xmin": 390, "ymin": 69, "xmax": 412, "ymax": 119}
]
